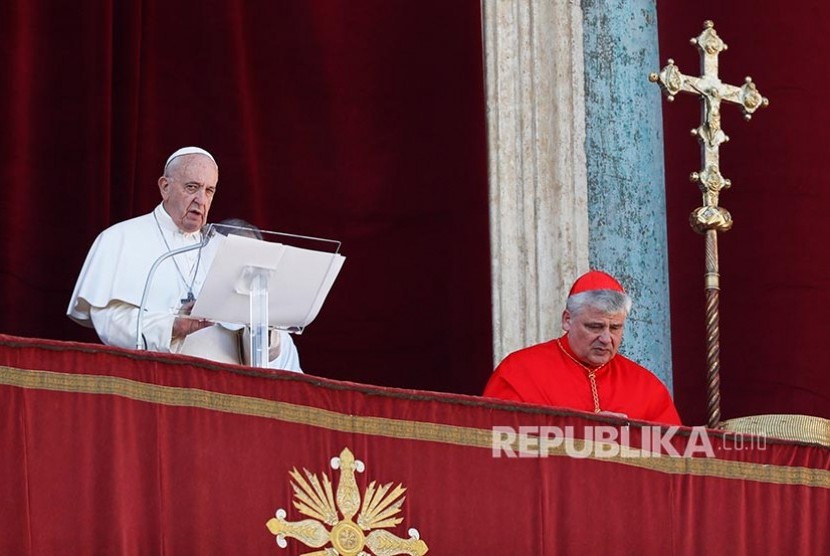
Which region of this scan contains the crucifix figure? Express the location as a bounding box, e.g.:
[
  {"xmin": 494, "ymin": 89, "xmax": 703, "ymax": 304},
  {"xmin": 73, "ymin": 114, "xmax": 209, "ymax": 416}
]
[{"xmin": 649, "ymin": 20, "xmax": 769, "ymax": 428}]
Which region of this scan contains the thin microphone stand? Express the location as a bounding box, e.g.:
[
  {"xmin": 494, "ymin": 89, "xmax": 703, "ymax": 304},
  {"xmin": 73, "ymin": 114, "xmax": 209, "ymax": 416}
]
[{"xmin": 134, "ymin": 231, "xmax": 213, "ymax": 350}]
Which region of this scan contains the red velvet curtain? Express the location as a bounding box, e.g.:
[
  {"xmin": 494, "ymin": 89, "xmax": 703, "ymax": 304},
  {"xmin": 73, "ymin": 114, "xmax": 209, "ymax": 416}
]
[
  {"xmin": 0, "ymin": 2, "xmax": 492, "ymax": 394},
  {"xmin": 6, "ymin": 0, "xmax": 829, "ymax": 425},
  {"xmin": 657, "ymin": 1, "xmax": 830, "ymax": 423}
]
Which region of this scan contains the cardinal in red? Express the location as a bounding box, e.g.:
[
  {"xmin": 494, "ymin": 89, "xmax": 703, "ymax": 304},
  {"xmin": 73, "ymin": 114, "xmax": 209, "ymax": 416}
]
[{"xmin": 484, "ymin": 270, "xmax": 682, "ymax": 425}]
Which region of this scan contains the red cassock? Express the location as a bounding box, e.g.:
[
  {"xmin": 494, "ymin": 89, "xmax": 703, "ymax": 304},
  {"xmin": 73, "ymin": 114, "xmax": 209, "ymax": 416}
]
[{"xmin": 483, "ymin": 334, "xmax": 682, "ymax": 425}]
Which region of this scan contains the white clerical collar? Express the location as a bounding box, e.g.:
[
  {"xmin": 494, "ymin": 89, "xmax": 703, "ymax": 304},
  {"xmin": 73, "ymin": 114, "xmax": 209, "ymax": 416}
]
[{"xmin": 153, "ymin": 203, "xmax": 201, "ymax": 238}]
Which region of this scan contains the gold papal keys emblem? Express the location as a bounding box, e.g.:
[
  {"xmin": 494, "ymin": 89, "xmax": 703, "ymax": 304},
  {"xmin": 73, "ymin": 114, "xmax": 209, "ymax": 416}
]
[{"xmin": 649, "ymin": 21, "xmax": 769, "ymax": 428}]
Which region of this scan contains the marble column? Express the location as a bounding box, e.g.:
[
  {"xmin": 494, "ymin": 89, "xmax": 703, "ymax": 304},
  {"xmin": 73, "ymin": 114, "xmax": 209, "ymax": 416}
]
[
  {"xmin": 581, "ymin": 0, "xmax": 673, "ymax": 389},
  {"xmin": 483, "ymin": 0, "xmax": 590, "ymax": 366}
]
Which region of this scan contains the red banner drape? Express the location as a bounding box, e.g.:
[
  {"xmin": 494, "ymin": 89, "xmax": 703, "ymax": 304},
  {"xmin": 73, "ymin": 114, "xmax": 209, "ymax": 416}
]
[{"xmin": 2, "ymin": 335, "xmax": 828, "ymax": 554}]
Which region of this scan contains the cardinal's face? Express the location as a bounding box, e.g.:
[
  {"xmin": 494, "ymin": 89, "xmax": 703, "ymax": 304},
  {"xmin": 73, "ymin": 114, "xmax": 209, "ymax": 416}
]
[{"xmin": 562, "ymin": 305, "xmax": 626, "ymax": 367}]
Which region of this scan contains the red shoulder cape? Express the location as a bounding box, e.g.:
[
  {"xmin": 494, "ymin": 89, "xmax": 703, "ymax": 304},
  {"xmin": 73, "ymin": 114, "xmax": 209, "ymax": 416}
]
[{"xmin": 483, "ymin": 335, "xmax": 682, "ymax": 425}]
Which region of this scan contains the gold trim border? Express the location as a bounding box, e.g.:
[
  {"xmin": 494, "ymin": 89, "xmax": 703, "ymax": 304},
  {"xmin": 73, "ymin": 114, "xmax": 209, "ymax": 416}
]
[
  {"xmin": 723, "ymin": 414, "xmax": 830, "ymax": 447},
  {"xmin": 2, "ymin": 365, "xmax": 828, "ymax": 489}
]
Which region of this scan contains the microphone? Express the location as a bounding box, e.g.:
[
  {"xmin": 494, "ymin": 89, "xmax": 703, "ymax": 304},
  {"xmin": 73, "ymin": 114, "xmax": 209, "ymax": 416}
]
[{"xmin": 134, "ymin": 226, "xmax": 215, "ymax": 350}]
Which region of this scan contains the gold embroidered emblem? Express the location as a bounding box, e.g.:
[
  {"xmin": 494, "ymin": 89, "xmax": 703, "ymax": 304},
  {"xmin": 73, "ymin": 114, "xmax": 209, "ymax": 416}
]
[{"xmin": 266, "ymin": 447, "xmax": 429, "ymax": 555}]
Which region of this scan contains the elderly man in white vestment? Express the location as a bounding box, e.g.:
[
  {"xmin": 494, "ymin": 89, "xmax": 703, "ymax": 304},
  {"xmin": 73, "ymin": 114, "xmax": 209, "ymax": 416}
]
[{"xmin": 67, "ymin": 146, "xmax": 302, "ymax": 372}]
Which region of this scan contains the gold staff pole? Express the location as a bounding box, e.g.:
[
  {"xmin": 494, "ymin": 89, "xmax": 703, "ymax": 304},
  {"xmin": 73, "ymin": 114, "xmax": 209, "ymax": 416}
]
[{"xmin": 650, "ymin": 21, "xmax": 768, "ymax": 428}]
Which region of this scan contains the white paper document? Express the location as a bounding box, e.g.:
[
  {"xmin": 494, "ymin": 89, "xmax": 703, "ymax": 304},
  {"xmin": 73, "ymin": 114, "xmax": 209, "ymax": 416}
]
[{"xmin": 191, "ymin": 234, "xmax": 345, "ymax": 330}]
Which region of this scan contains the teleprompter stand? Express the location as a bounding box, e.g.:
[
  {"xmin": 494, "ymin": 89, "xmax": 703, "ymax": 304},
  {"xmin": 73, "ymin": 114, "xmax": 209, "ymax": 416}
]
[{"xmin": 137, "ymin": 224, "xmax": 345, "ymax": 368}]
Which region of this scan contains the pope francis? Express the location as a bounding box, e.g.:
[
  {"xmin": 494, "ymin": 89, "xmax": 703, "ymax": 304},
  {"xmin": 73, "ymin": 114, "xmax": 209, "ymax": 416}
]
[{"xmin": 67, "ymin": 146, "xmax": 302, "ymax": 372}]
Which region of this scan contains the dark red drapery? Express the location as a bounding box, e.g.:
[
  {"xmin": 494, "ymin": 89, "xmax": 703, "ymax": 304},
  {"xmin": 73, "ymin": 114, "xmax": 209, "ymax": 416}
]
[
  {"xmin": 0, "ymin": 1, "xmax": 492, "ymax": 395},
  {"xmin": 4, "ymin": 0, "xmax": 830, "ymax": 426},
  {"xmin": 656, "ymin": 1, "xmax": 830, "ymax": 423}
]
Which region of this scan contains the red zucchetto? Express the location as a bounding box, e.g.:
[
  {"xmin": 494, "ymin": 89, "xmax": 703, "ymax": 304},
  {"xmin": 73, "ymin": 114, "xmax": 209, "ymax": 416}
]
[{"xmin": 568, "ymin": 270, "xmax": 625, "ymax": 296}]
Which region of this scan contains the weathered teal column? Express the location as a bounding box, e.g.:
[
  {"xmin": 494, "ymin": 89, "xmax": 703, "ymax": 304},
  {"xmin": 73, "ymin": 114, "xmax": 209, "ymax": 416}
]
[{"xmin": 581, "ymin": 0, "xmax": 673, "ymax": 390}]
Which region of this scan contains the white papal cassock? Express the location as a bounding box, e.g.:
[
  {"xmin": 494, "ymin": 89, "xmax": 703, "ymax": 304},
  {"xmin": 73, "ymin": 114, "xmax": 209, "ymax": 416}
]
[{"xmin": 67, "ymin": 203, "xmax": 302, "ymax": 372}]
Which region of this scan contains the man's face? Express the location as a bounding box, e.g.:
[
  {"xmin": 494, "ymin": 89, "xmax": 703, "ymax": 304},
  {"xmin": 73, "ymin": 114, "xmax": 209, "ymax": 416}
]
[
  {"xmin": 562, "ymin": 305, "xmax": 626, "ymax": 367},
  {"xmin": 158, "ymin": 155, "xmax": 218, "ymax": 233}
]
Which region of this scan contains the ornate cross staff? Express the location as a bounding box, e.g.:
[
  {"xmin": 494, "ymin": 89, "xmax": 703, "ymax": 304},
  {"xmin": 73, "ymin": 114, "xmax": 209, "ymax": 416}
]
[{"xmin": 649, "ymin": 21, "xmax": 769, "ymax": 428}]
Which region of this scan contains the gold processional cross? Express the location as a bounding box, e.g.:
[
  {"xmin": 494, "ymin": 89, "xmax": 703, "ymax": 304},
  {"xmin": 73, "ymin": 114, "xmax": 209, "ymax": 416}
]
[{"xmin": 649, "ymin": 21, "xmax": 769, "ymax": 428}]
